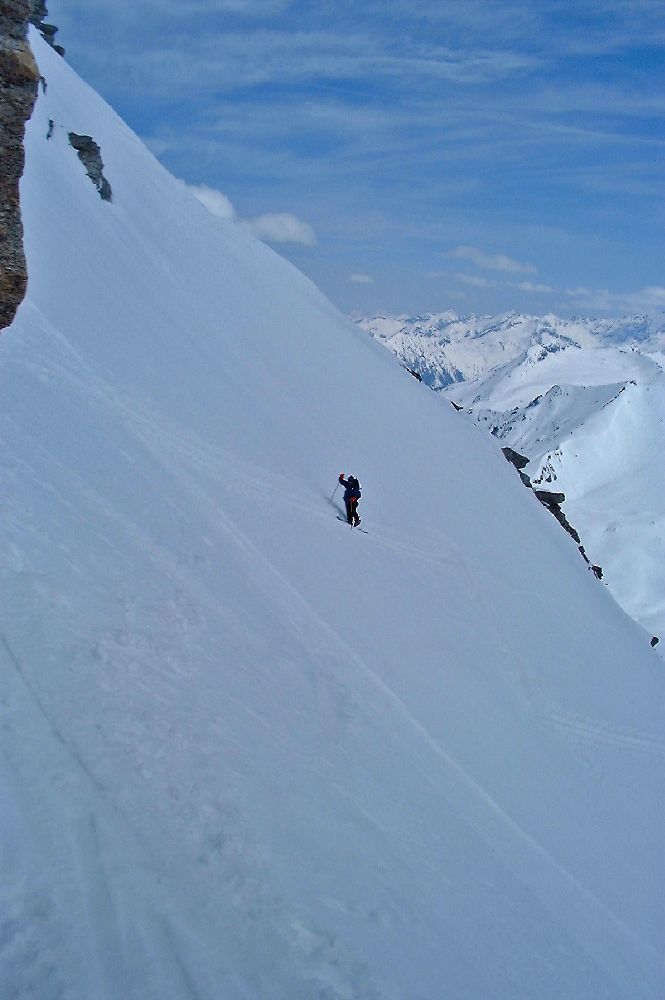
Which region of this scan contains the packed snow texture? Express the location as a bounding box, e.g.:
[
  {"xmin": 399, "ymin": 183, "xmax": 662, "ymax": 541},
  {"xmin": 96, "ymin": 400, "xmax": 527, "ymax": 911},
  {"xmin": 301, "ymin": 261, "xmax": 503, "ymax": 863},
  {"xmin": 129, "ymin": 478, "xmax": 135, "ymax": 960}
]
[
  {"xmin": 1, "ymin": 33, "xmax": 664, "ymax": 1000},
  {"xmin": 360, "ymin": 312, "xmax": 665, "ymax": 645}
]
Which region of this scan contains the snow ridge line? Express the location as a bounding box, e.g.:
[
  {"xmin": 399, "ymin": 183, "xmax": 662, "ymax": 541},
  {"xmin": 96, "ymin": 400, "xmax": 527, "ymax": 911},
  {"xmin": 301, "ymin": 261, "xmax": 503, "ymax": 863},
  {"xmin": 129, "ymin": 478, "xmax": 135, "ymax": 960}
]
[{"xmin": 187, "ymin": 498, "xmax": 664, "ymax": 999}]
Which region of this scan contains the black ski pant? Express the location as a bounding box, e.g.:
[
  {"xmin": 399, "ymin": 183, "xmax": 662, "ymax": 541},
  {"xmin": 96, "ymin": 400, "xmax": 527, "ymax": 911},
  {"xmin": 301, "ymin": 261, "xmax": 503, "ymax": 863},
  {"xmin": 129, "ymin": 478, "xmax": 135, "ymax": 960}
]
[{"xmin": 344, "ymin": 498, "xmax": 360, "ymax": 525}]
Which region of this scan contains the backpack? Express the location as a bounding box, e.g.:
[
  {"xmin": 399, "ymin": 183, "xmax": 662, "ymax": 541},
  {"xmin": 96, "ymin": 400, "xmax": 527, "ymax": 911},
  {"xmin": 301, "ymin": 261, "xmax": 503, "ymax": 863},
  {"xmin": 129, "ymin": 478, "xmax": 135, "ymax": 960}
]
[{"xmin": 348, "ymin": 476, "xmax": 361, "ymax": 499}]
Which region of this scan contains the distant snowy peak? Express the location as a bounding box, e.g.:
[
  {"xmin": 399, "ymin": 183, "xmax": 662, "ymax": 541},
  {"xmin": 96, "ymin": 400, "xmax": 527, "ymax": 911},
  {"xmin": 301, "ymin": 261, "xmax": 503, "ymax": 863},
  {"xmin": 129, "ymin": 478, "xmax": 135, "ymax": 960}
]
[
  {"xmin": 356, "ymin": 310, "xmax": 665, "ymax": 389},
  {"xmin": 357, "ymin": 308, "xmax": 665, "ymax": 644}
]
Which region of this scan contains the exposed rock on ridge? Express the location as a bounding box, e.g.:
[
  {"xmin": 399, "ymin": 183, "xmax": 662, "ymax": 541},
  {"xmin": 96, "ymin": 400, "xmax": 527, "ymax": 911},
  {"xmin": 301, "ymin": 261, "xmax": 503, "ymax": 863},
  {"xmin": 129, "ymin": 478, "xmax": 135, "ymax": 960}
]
[
  {"xmin": 0, "ymin": 0, "xmax": 39, "ymax": 331},
  {"xmin": 501, "ymin": 446, "xmax": 602, "ymax": 577},
  {"xmin": 68, "ymin": 132, "xmax": 113, "ymax": 201},
  {"xmin": 29, "ymin": 0, "xmax": 63, "ymax": 56}
]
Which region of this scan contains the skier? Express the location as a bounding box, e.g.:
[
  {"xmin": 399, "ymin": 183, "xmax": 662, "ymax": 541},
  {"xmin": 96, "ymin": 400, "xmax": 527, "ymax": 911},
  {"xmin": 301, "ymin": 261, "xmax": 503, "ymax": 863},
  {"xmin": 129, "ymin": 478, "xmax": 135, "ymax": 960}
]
[{"xmin": 338, "ymin": 473, "xmax": 361, "ymax": 526}]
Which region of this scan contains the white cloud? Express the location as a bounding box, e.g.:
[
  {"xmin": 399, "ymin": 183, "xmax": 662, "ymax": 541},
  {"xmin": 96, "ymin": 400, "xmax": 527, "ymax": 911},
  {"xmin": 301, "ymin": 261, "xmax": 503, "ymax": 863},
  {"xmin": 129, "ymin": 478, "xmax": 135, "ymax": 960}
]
[
  {"xmin": 242, "ymin": 212, "xmax": 316, "ymax": 245},
  {"xmin": 565, "ymin": 284, "xmax": 665, "ymax": 314},
  {"xmin": 349, "ymin": 273, "xmax": 374, "ymax": 284},
  {"xmin": 447, "ymin": 245, "xmax": 538, "ymax": 275},
  {"xmin": 510, "ymin": 280, "xmax": 553, "ymax": 293},
  {"xmin": 186, "ymin": 183, "xmax": 316, "ymax": 245},
  {"xmin": 454, "ymin": 272, "xmax": 497, "ymax": 288},
  {"xmin": 190, "ymin": 184, "xmax": 237, "ymax": 220}
]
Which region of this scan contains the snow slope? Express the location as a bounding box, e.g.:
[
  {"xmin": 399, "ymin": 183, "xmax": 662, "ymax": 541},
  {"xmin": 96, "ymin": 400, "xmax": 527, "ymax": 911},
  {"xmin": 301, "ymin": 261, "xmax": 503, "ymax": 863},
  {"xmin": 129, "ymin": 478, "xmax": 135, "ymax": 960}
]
[
  {"xmin": 1, "ymin": 33, "xmax": 664, "ymax": 1000},
  {"xmin": 443, "ymin": 344, "xmax": 665, "ymax": 643},
  {"xmin": 359, "ymin": 312, "xmax": 665, "ymax": 644}
]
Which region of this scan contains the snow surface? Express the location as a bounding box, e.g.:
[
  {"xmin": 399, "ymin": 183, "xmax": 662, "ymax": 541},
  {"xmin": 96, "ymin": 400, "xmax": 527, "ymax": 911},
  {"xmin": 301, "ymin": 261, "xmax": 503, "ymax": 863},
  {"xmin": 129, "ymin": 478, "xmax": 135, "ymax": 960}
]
[
  {"xmin": 360, "ymin": 312, "xmax": 665, "ymax": 647},
  {"xmin": 440, "ymin": 345, "xmax": 665, "ymax": 644},
  {"xmin": 1, "ymin": 32, "xmax": 664, "ymax": 1000}
]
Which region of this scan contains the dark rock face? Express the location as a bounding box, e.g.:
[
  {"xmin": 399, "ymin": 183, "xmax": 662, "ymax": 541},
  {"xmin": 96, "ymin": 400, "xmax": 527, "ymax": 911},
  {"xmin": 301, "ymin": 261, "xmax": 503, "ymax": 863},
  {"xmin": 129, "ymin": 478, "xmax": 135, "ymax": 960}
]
[
  {"xmin": 534, "ymin": 489, "xmax": 566, "ymax": 507},
  {"xmin": 0, "ymin": 0, "xmax": 39, "ymax": 331},
  {"xmin": 68, "ymin": 133, "xmax": 113, "ymax": 201},
  {"xmin": 533, "ymin": 491, "xmax": 585, "ymax": 548},
  {"xmin": 499, "ymin": 445, "xmax": 602, "ymax": 572},
  {"xmin": 29, "ymin": 0, "xmax": 64, "ymax": 56},
  {"xmin": 547, "ymin": 502, "xmax": 581, "ymax": 545},
  {"xmin": 651, "ymin": 636, "xmax": 659, "ymax": 648},
  {"xmin": 501, "ymin": 446, "xmax": 530, "ymax": 471}
]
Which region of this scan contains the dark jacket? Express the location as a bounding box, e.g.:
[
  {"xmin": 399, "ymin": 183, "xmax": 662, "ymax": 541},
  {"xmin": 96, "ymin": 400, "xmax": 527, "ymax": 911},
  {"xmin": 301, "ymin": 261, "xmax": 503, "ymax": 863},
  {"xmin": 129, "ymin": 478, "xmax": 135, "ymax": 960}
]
[{"xmin": 339, "ymin": 476, "xmax": 361, "ymax": 501}]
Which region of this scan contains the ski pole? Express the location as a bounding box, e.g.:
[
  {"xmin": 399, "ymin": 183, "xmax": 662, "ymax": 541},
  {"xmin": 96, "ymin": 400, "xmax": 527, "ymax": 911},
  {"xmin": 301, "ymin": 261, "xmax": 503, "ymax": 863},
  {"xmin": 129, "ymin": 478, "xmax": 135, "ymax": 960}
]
[{"xmin": 329, "ymin": 481, "xmax": 340, "ymax": 504}]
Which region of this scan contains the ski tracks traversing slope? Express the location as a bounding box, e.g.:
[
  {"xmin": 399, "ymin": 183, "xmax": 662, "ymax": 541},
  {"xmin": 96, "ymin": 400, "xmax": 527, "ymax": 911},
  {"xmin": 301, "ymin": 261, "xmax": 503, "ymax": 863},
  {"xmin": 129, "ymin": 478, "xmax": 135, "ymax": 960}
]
[
  {"xmin": 0, "ymin": 355, "xmax": 406, "ymax": 996},
  {"xmin": 106, "ymin": 398, "xmax": 665, "ymax": 996},
  {"xmin": 195, "ymin": 510, "xmax": 664, "ymax": 999},
  {"xmin": 546, "ymin": 711, "xmax": 665, "ymax": 758},
  {"xmin": 0, "ymin": 629, "xmax": 283, "ymax": 1000},
  {"xmin": 0, "ymin": 592, "xmax": 397, "ymax": 1000},
  {"xmin": 3, "ymin": 311, "xmax": 664, "ymax": 997}
]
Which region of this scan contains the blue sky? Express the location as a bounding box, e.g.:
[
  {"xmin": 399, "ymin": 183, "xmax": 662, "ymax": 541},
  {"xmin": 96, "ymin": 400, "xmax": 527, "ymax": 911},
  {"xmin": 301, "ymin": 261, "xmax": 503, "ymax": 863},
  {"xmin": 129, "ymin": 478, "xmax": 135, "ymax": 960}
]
[{"xmin": 49, "ymin": 0, "xmax": 665, "ymax": 318}]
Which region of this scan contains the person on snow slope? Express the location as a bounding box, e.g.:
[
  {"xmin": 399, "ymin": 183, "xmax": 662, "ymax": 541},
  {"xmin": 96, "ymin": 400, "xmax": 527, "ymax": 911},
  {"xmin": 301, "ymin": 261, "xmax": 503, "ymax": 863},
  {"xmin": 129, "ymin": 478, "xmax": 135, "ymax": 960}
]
[{"xmin": 339, "ymin": 473, "xmax": 361, "ymax": 526}]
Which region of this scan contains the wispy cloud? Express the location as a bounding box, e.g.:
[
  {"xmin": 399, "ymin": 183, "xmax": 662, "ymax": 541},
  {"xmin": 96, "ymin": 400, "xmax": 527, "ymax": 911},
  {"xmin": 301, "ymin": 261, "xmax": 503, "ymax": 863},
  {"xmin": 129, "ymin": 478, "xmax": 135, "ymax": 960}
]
[
  {"xmin": 349, "ymin": 273, "xmax": 374, "ymax": 284},
  {"xmin": 565, "ymin": 285, "xmax": 665, "ymax": 314},
  {"xmin": 69, "ymin": 32, "xmax": 540, "ymax": 101},
  {"xmin": 189, "ymin": 184, "xmax": 236, "ymax": 220},
  {"xmin": 447, "ymin": 246, "xmax": 538, "ymax": 275},
  {"xmin": 188, "ymin": 183, "xmax": 315, "ymax": 245},
  {"xmin": 510, "ymin": 280, "xmax": 553, "ymax": 294},
  {"xmin": 242, "ymin": 213, "xmax": 316, "ymax": 245},
  {"xmin": 453, "ymin": 272, "xmax": 497, "ymax": 289},
  {"xmin": 54, "ymin": 0, "xmax": 665, "ymax": 317},
  {"xmin": 428, "ymin": 271, "xmax": 554, "ymax": 296}
]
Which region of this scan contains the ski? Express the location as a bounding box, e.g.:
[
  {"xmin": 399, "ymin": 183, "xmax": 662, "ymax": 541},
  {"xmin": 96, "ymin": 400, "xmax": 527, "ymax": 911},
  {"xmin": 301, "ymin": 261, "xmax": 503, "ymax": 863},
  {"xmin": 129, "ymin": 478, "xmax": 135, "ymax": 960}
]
[{"xmin": 336, "ymin": 516, "xmax": 368, "ymax": 533}]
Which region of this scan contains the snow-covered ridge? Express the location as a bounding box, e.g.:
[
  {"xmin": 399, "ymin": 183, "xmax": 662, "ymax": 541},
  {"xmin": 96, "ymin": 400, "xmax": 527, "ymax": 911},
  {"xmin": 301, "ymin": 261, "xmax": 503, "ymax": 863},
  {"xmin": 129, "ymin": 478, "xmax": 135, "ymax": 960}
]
[
  {"xmin": 358, "ymin": 310, "xmax": 665, "ymax": 644},
  {"xmin": 1, "ymin": 32, "xmax": 664, "ymax": 1000},
  {"xmin": 356, "ymin": 310, "xmax": 665, "ymax": 389}
]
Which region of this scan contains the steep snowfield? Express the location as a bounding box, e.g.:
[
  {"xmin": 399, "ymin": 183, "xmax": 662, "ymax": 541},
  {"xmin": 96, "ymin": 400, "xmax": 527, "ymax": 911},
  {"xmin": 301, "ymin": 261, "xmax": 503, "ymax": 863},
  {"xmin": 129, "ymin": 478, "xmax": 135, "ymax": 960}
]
[
  {"xmin": 444, "ymin": 345, "xmax": 665, "ymax": 643},
  {"xmin": 359, "ymin": 312, "xmax": 665, "ymax": 645},
  {"xmin": 1, "ymin": 33, "xmax": 664, "ymax": 1000},
  {"xmin": 530, "ymin": 380, "xmax": 665, "ymax": 641}
]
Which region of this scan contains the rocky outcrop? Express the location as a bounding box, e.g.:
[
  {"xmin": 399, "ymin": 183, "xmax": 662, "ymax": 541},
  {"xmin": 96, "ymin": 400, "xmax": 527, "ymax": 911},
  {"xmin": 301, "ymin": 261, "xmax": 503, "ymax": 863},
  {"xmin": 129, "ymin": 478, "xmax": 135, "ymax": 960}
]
[
  {"xmin": 547, "ymin": 503, "xmax": 581, "ymax": 545},
  {"xmin": 68, "ymin": 133, "xmax": 113, "ymax": 201},
  {"xmin": 501, "ymin": 447, "xmax": 529, "ymax": 471},
  {"xmin": 0, "ymin": 0, "xmax": 39, "ymax": 331},
  {"xmin": 534, "ymin": 489, "xmax": 566, "ymax": 507},
  {"xmin": 501, "ymin": 447, "xmax": 532, "ymax": 486},
  {"xmin": 501, "ymin": 445, "xmax": 603, "ymax": 576},
  {"xmin": 29, "ymin": 0, "xmax": 63, "ymax": 56}
]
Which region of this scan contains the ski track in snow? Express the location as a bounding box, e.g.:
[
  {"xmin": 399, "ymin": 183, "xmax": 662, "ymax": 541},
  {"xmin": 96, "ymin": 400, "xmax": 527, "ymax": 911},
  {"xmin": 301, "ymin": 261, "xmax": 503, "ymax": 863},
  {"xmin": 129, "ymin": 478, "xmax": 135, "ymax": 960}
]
[
  {"xmin": 3, "ymin": 337, "xmax": 663, "ymax": 998},
  {"xmin": 105, "ymin": 436, "xmax": 665, "ymax": 997},
  {"xmin": 545, "ymin": 712, "xmax": 665, "ymax": 758},
  {"xmin": 0, "ymin": 627, "xmax": 387, "ymax": 1000}
]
